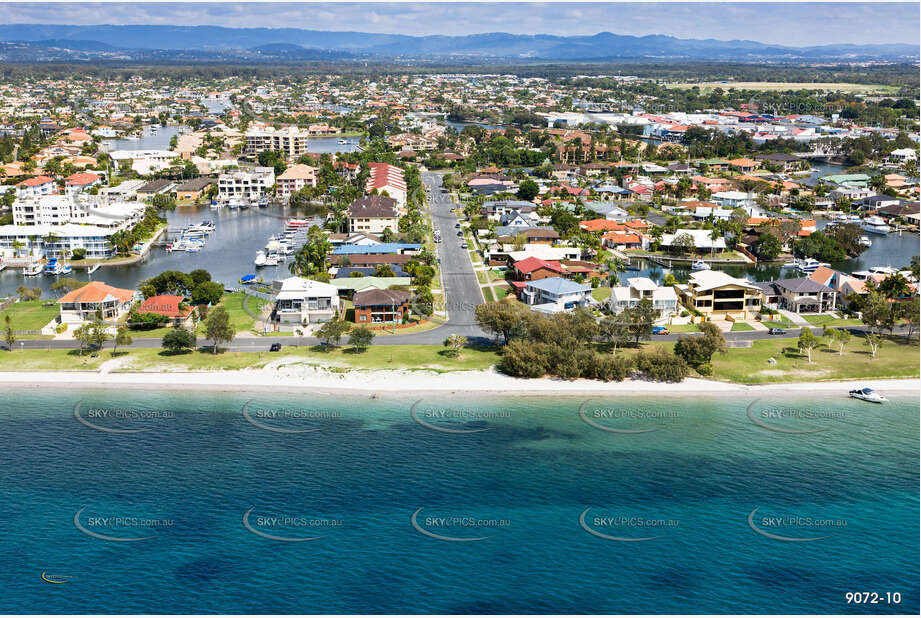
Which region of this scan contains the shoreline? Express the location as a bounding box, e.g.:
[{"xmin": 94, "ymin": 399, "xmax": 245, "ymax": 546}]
[{"xmin": 0, "ymin": 367, "xmax": 917, "ymax": 397}]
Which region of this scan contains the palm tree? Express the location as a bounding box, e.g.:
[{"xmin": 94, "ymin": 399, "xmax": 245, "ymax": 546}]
[{"xmin": 11, "ymin": 240, "xmax": 24, "ymax": 258}]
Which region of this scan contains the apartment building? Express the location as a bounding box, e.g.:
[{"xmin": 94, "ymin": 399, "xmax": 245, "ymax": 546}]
[
  {"xmin": 276, "ymin": 164, "xmax": 318, "ymax": 198},
  {"xmin": 365, "ymin": 162, "xmax": 407, "ymax": 208},
  {"xmin": 347, "ymin": 195, "xmax": 401, "ymax": 234},
  {"xmin": 217, "ymin": 167, "xmax": 276, "ymax": 200},
  {"xmin": 244, "ymin": 126, "xmax": 309, "ymax": 158}
]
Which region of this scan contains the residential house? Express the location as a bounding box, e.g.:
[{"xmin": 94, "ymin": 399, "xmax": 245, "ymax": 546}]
[
  {"xmin": 63, "ymin": 172, "xmax": 101, "ymax": 196},
  {"xmin": 510, "ymin": 256, "xmax": 566, "ymax": 281},
  {"xmin": 137, "ymin": 294, "xmax": 195, "ymax": 328},
  {"xmin": 58, "ymin": 281, "xmax": 138, "ymax": 324},
  {"xmin": 173, "ymin": 177, "xmax": 214, "ymax": 202},
  {"xmin": 518, "ymin": 277, "xmax": 593, "ymax": 313},
  {"xmin": 674, "ymin": 270, "xmax": 763, "ymax": 320},
  {"xmin": 352, "ymin": 289, "xmax": 413, "ymax": 324},
  {"xmin": 660, "ymin": 229, "xmax": 727, "ymax": 252},
  {"xmin": 272, "ymin": 277, "xmax": 340, "ymax": 325},
  {"xmin": 609, "ymin": 277, "xmax": 678, "ymax": 317},
  {"xmin": 755, "ymin": 277, "xmax": 836, "ymax": 313},
  {"xmin": 276, "ymin": 164, "xmax": 318, "ymax": 199},
  {"xmin": 16, "ymin": 176, "xmax": 56, "ymax": 199},
  {"xmin": 136, "ymin": 178, "xmax": 176, "ymax": 201}
]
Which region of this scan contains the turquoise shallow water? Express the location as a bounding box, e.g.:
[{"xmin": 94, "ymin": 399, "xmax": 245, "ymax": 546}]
[{"xmin": 0, "ymin": 388, "xmax": 917, "ymax": 614}]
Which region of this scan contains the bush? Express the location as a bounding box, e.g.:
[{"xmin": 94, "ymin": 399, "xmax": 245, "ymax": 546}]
[
  {"xmin": 696, "ymin": 362, "xmax": 713, "ymax": 376},
  {"xmin": 71, "ymin": 248, "xmax": 87, "ymax": 260},
  {"xmin": 591, "ymin": 354, "xmax": 633, "ymax": 382},
  {"xmin": 55, "ymin": 323, "xmax": 67, "ymax": 334},
  {"xmin": 635, "ymin": 349, "xmax": 689, "ymax": 382},
  {"xmin": 499, "ymin": 340, "xmax": 549, "ymax": 378}
]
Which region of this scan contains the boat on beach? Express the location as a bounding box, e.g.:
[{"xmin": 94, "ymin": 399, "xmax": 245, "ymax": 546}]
[{"xmin": 849, "ymin": 387, "xmax": 886, "ymax": 403}]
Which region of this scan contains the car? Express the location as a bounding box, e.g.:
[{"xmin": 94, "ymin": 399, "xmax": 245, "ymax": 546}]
[
  {"xmin": 457, "ymin": 231, "xmax": 463, "ymax": 236},
  {"xmin": 269, "ymin": 343, "xmax": 282, "ymax": 352},
  {"xmin": 455, "ymin": 223, "xmax": 461, "ymax": 228},
  {"xmin": 767, "ymin": 327, "xmax": 785, "ymax": 335},
  {"xmin": 651, "ymin": 326, "xmax": 669, "ymax": 335},
  {"xmin": 461, "ymin": 242, "xmax": 468, "ymax": 249}
]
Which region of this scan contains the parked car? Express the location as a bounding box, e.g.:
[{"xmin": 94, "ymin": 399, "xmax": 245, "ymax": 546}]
[
  {"xmin": 461, "ymin": 242, "xmax": 468, "ymax": 249},
  {"xmin": 651, "ymin": 326, "xmax": 670, "ymax": 335},
  {"xmin": 455, "ymin": 223, "xmax": 461, "ymax": 228},
  {"xmin": 767, "ymin": 328, "xmax": 785, "ymax": 335},
  {"xmin": 269, "ymin": 342, "xmax": 282, "ymax": 351}
]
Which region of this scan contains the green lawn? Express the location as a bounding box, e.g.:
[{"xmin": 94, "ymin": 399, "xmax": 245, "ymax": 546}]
[
  {"xmin": 482, "ymin": 287, "xmax": 496, "ymax": 302},
  {"xmin": 668, "ymin": 323, "xmax": 700, "ymax": 333},
  {"xmin": 761, "ymin": 319, "xmax": 795, "ymax": 329},
  {"xmin": 110, "ymin": 344, "xmax": 501, "ymax": 373},
  {"xmin": 802, "ymin": 314, "xmax": 863, "ymax": 327},
  {"xmin": 487, "ymin": 269, "xmax": 507, "ymax": 282},
  {"xmin": 1, "ymin": 300, "xmax": 59, "ymax": 331},
  {"xmin": 0, "ymin": 349, "xmax": 109, "ymax": 371},
  {"xmin": 710, "ymin": 336, "xmax": 920, "ymax": 384},
  {"xmin": 591, "ymin": 286, "xmax": 612, "ymax": 302},
  {"xmin": 495, "ymin": 286, "xmax": 511, "ymax": 300},
  {"xmin": 219, "ymin": 292, "xmax": 259, "ymax": 333},
  {"xmin": 475, "ymin": 270, "xmax": 488, "ymax": 284},
  {"xmin": 730, "ymin": 322, "xmax": 755, "ymax": 332}
]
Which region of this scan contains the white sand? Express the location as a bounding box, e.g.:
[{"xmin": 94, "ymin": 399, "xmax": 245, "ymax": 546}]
[{"xmin": 0, "ymin": 363, "xmax": 917, "ymax": 397}]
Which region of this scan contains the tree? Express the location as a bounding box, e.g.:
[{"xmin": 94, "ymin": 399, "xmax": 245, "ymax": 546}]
[
  {"xmin": 861, "ymin": 291, "xmax": 894, "ymax": 334},
  {"xmin": 349, "ymin": 326, "xmax": 375, "ymax": 352},
  {"xmin": 16, "ymin": 286, "xmax": 41, "ymax": 302},
  {"xmin": 203, "ymin": 305, "xmax": 234, "ymax": 353},
  {"xmin": 191, "ymin": 280, "xmax": 224, "ymax": 306},
  {"xmin": 755, "ymin": 232, "xmax": 782, "ymax": 260},
  {"xmin": 315, "ymin": 317, "xmax": 350, "ymax": 346},
  {"xmin": 895, "ymin": 297, "xmax": 919, "ymax": 340},
  {"xmin": 73, "ymin": 323, "xmax": 94, "ymax": 355},
  {"xmin": 443, "ymin": 334, "xmax": 468, "ymax": 358},
  {"xmin": 877, "ymin": 273, "xmax": 912, "ymax": 300},
  {"xmin": 623, "ymin": 298, "xmax": 657, "ymax": 345},
  {"xmin": 516, "ymin": 179, "xmax": 540, "ymax": 201},
  {"xmin": 161, "ymin": 327, "xmax": 197, "ymax": 354},
  {"xmin": 151, "ymin": 193, "xmax": 177, "ymax": 211},
  {"xmin": 669, "ymin": 232, "xmax": 696, "ymax": 256},
  {"xmin": 599, "ymin": 315, "xmax": 630, "ymax": 351},
  {"xmin": 90, "ymin": 316, "xmax": 112, "ymax": 351},
  {"xmin": 474, "ymin": 298, "xmax": 531, "ymax": 344},
  {"xmin": 797, "ymin": 328, "xmax": 820, "ymax": 363},
  {"xmin": 832, "ymin": 328, "xmax": 851, "ymax": 356},
  {"xmin": 4, "ymin": 315, "xmax": 15, "ymax": 351},
  {"xmin": 863, "ymin": 333, "xmax": 882, "ymax": 358},
  {"xmin": 259, "ymin": 302, "xmax": 274, "ymax": 335},
  {"xmin": 373, "ymin": 264, "xmax": 396, "ymax": 278},
  {"xmin": 113, "ymin": 325, "xmax": 133, "ymax": 355}
]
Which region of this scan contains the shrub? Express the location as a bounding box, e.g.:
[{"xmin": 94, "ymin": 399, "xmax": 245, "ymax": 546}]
[
  {"xmin": 55, "ymin": 323, "xmax": 67, "ymax": 334},
  {"xmin": 635, "ymin": 348, "xmax": 689, "ymax": 382},
  {"xmin": 696, "ymin": 362, "xmax": 713, "ymax": 376},
  {"xmin": 499, "ymin": 340, "xmax": 549, "ymax": 378},
  {"xmin": 591, "ymin": 354, "xmax": 633, "ymax": 382}
]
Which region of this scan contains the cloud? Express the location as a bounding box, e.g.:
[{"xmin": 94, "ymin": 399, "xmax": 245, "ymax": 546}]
[{"xmin": 1, "ymin": 2, "xmax": 918, "ymax": 45}]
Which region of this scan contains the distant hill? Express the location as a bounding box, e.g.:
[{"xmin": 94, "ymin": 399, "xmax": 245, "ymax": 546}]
[{"xmin": 0, "ymin": 24, "xmax": 916, "ymax": 62}]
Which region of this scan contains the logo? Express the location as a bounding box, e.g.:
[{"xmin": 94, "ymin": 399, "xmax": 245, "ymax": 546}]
[
  {"xmin": 410, "ymin": 399, "xmax": 508, "ymax": 434},
  {"xmin": 242, "ymin": 507, "xmax": 337, "ymax": 542},
  {"xmin": 73, "ymin": 400, "xmax": 174, "ymax": 435},
  {"xmin": 579, "ymin": 399, "xmax": 678, "ymax": 434},
  {"xmin": 747, "ymin": 507, "xmax": 846, "ymax": 542},
  {"xmin": 241, "ymin": 400, "xmax": 338, "ymax": 434},
  {"xmin": 579, "ymin": 507, "xmax": 676, "ymax": 542},
  {"xmin": 73, "ymin": 506, "xmax": 169, "ymax": 542},
  {"xmin": 410, "ymin": 507, "xmax": 508, "ymax": 542},
  {"xmin": 746, "ymin": 399, "xmax": 844, "ymax": 434},
  {"xmin": 41, "ymin": 571, "xmax": 72, "ymax": 584}
]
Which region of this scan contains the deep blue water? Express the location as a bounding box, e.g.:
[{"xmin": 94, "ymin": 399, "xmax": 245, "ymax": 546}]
[{"xmin": 1, "ymin": 388, "xmax": 917, "ymax": 614}]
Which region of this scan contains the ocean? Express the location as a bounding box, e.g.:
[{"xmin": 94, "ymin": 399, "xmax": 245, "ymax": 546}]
[{"xmin": 1, "ymin": 387, "xmax": 917, "ymax": 614}]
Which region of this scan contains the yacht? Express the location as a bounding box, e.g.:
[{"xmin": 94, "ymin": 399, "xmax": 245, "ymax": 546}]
[
  {"xmin": 793, "ymin": 258, "xmax": 828, "ymax": 273},
  {"xmin": 257, "ymin": 195, "xmax": 269, "ymax": 208},
  {"xmin": 337, "ymin": 138, "xmax": 349, "ymax": 144},
  {"xmin": 23, "ymin": 261, "xmax": 43, "ymax": 277},
  {"xmin": 264, "ymin": 253, "xmax": 279, "ymax": 266},
  {"xmin": 254, "ymin": 251, "xmax": 267, "ymax": 267},
  {"xmin": 868, "ymin": 265, "xmax": 897, "ymax": 277},
  {"xmin": 862, "ymin": 216, "xmax": 891, "ymax": 235},
  {"xmin": 690, "ymin": 258, "xmax": 710, "ymax": 272},
  {"xmin": 849, "ymin": 387, "xmax": 886, "ymax": 404},
  {"xmin": 859, "ymin": 235, "xmax": 872, "ymax": 247},
  {"xmin": 43, "ymin": 259, "xmax": 67, "ymax": 275},
  {"xmin": 210, "ymin": 200, "xmax": 224, "ymax": 210}
]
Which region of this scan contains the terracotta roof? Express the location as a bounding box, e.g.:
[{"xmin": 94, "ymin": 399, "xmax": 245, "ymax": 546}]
[
  {"xmin": 64, "ymin": 172, "xmax": 100, "ymax": 186},
  {"xmin": 347, "ymin": 195, "xmax": 399, "ymax": 218},
  {"xmin": 138, "ymin": 295, "xmax": 192, "ymax": 318},
  {"xmin": 579, "ymin": 219, "xmax": 623, "ymax": 232},
  {"xmin": 18, "ymin": 175, "xmax": 54, "ymax": 187},
  {"xmin": 58, "ymin": 281, "xmax": 135, "ymax": 305},
  {"xmin": 513, "ymin": 257, "xmax": 564, "ymax": 275}
]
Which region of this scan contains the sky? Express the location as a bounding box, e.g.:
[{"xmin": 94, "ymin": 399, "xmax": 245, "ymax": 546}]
[{"xmin": 4, "ymin": 2, "xmax": 919, "ymax": 46}]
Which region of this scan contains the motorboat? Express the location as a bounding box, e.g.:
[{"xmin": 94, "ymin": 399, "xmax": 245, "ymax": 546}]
[
  {"xmin": 254, "ymin": 251, "xmax": 267, "ymax": 267},
  {"xmin": 43, "ymin": 259, "xmax": 66, "ymax": 275},
  {"xmin": 859, "ymin": 235, "xmax": 872, "ymax": 247},
  {"xmin": 337, "ymin": 138, "xmax": 349, "ymax": 144},
  {"xmin": 869, "ymin": 266, "xmax": 897, "ymax": 276},
  {"xmin": 257, "ymin": 195, "xmax": 269, "ymax": 208},
  {"xmin": 849, "ymin": 387, "xmax": 886, "ymax": 403},
  {"xmin": 861, "ymin": 216, "xmax": 891, "ymax": 235},
  {"xmin": 210, "ymin": 200, "xmax": 224, "ymax": 210},
  {"xmin": 690, "ymin": 258, "xmax": 710, "ymax": 272},
  {"xmin": 264, "ymin": 253, "xmax": 279, "ymax": 266},
  {"xmin": 792, "ymin": 258, "xmax": 828, "ymax": 273},
  {"xmin": 239, "ymin": 274, "xmax": 256, "ymax": 285},
  {"xmin": 23, "ymin": 261, "xmax": 43, "ymax": 276}
]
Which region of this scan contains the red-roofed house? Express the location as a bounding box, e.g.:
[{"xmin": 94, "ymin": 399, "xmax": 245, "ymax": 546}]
[
  {"xmin": 511, "ymin": 257, "xmax": 566, "ymax": 281},
  {"xmin": 138, "ymin": 294, "xmax": 195, "ymax": 327},
  {"xmin": 64, "ymin": 172, "xmax": 101, "ymax": 196},
  {"xmin": 58, "ymin": 281, "xmax": 138, "ymax": 324},
  {"xmin": 601, "ymin": 232, "xmax": 647, "ymax": 250},
  {"xmin": 579, "ymin": 219, "xmax": 624, "ymax": 233},
  {"xmin": 16, "ymin": 175, "xmax": 56, "ymax": 199}
]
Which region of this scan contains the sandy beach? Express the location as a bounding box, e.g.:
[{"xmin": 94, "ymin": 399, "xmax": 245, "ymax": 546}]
[{"xmin": 0, "ymin": 362, "xmax": 917, "ymax": 396}]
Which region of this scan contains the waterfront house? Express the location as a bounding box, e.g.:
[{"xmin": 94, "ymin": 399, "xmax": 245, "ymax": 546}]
[
  {"xmin": 675, "ymin": 270, "xmax": 763, "ymax": 320},
  {"xmin": 63, "ymin": 172, "xmax": 101, "ymax": 196},
  {"xmin": 660, "ymin": 229, "xmax": 727, "ymax": 252},
  {"xmin": 276, "ymin": 164, "xmax": 318, "ymax": 199},
  {"xmin": 755, "ymin": 277, "xmax": 836, "ymax": 313},
  {"xmin": 136, "ymin": 178, "xmax": 176, "ymax": 201},
  {"xmin": 352, "ymin": 289, "xmax": 413, "ymax": 324},
  {"xmin": 518, "ymin": 277, "xmax": 593, "ymax": 313},
  {"xmin": 137, "ymin": 294, "xmax": 195, "ymax": 328},
  {"xmin": 272, "ymin": 277, "xmax": 340, "ymax": 324},
  {"xmin": 347, "ymin": 196, "xmax": 401, "ymax": 235},
  {"xmin": 332, "ymin": 243, "xmax": 421, "ymax": 256},
  {"xmin": 217, "ymin": 167, "xmax": 275, "ymax": 201},
  {"xmin": 609, "ymin": 277, "xmax": 678, "ymax": 317},
  {"xmin": 173, "ymin": 177, "xmax": 214, "ymax": 202},
  {"xmin": 58, "ymin": 281, "xmax": 138, "ymax": 324},
  {"xmin": 510, "ymin": 256, "xmax": 566, "ymax": 281}
]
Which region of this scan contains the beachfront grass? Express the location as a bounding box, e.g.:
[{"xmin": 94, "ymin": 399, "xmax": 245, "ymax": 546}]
[
  {"xmin": 221, "ymin": 292, "xmax": 259, "ymax": 333},
  {"xmin": 1, "ymin": 300, "xmax": 59, "ymax": 332},
  {"xmin": 709, "ymin": 336, "xmax": 920, "ymax": 384},
  {"xmin": 109, "ymin": 344, "xmax": 500, "ymax": 373},
  {"xmin": 730, "ymin": 322, "xmax": 755, "ymax": 332},
  {"xmin": 0, "ymin": 349, "xmax": 109, "ymax": 371}
]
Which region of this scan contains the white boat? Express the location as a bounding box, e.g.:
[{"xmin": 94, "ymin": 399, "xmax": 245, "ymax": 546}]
[
  {"xmin": 23, "ymin": 261, "xmax": 43, "ymax": 276},
  {"xmin": 43, "ymin": 259, "xmax": 66, "ymax": 275},
  {"xmin": 862, "ymin": 216, "xmax": 891, "ymax": 235},
  {"xmin": 60, "ymin": 262, "xmax": 72, "ymax": 275},
  {"xmin": 849, "ymin": 387, "xmax": 886, "ymax": 403},
  {"xmin": 859, "ymin": 235, "xmax": 872, "ymax": 247},
  {"xmin": 337, "ymin": 138, "xmax": 348, "ymax": 144},
  {"xmin": 257, "ymin": 195, "xmax": 269, "ymax": 208},
  {"xmin": 254, "ymin": 251, "xmax": 267, "ymax": 267},
  {"xmin": 869, "ymin": 265, "xmax": 897, "ymax": 276},
  {"xmin": 185, "ymin": 245, "xmax": 202, "ymax": 253},
  {"xmin": 264, "ymin": 253, "xmax": 279, "ymax": 266},
  {"xmin": 690, "ymin": 259, "xmax": 710, "ymax": 272},
  {"xmin": 210, "ymin": 200, "xmax": 224, "ymax": 210},
  {"xmin": 793, "ymin": 258, "xmax": 828, "ymax": 273},
  {"xmin": 87, "ymin": 264, "xmax": 101, "ymax": 275}
]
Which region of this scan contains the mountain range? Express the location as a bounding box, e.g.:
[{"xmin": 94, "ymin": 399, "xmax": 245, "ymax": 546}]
[{"xmin": 0, "ymin": 24, "xmax": 916, "ymax": 62}]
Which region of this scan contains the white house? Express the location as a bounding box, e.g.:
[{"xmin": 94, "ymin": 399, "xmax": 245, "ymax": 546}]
[
  {"xmin": 609, "ymin": 277, "xmax": 678, "ymax": 317},
  {"xmin": 57, "ymin": 280, "xmax": 138, "ymax": 324},
  {"xmin": 108, "ymin": 149, "xmax": 177, "ymax": 176},
  {"xmin": 520, "ymin": 277, "xmax": 594, "ymax": 313},
  {"xmin": 273, "ymin": 277, "xmax": 340, "ymax": 325},
  {"xmin": 889, "ymin": 148, "xmax": 917, "ymax": 164},
  {"xmin": 660, "ymin": 229, "xmax": 727, "ymax": 251}
]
